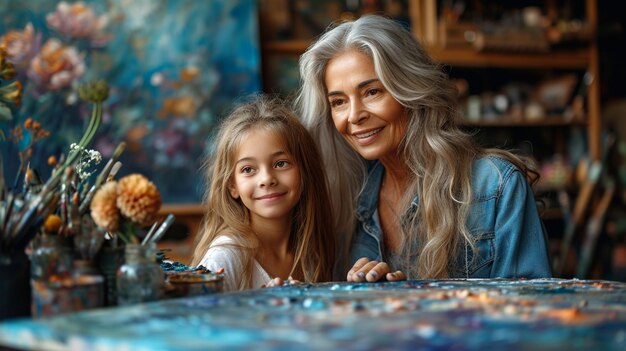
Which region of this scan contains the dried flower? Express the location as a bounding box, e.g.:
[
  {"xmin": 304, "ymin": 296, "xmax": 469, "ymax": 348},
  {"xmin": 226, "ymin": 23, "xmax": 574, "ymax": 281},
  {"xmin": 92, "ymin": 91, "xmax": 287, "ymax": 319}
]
[
  {"xmin": 90, "ymin": 181, "xmax": 120, "ymax": 233},
  {"xmin": 43, "ymin": 214, "xmax": 63, "ymax": 234},
  {"xmin": 69, "ymin": 143, "xmax": 102, "ymax": 180},
  {"xmin": 47, "ymin": 155, "xmax": 58, "ymax": 166},
  {"xmin": 7, "ymin": 116, "xmax": 50, "ymax": 177},
  {"xmin": 87, "ymin": 155, "xmax": 163, "ymax": 245},
  {"xmin": 78, "ymin": 79, "xmax": 109, "ymax": 103},
  {"xmin": 116, "ymin": 174, "xmax": 161, "ymax": 227}
]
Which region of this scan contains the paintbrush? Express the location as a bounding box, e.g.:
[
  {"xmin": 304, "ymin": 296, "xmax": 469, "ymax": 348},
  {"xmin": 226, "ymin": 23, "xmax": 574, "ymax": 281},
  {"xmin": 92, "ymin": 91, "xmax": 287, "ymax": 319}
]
[
  {"xmin": 93, "ymin": 142, "xmax": 125, "ymax": 189},
  {"xmin": 11, "ymin": 192, "xmax": 48, "ymax": 252},
  {"xmin": 78, "ymin": 161, "xmax": 123, "ymax": 215},
  {"xmin": 148, "ymin": 214, "xmax": 175, "ymax": 244},
  {"xmin": 1, "ymin": 191, "xmax": 13, "ymax": 248},
  {"xmin": 1, "ymin": 192, "xmax": 16, "ymax": 239},
  {"xmin": 9, "ymin": 194, "xmax": 38, "ymax": 246},
  {"xmin": 59, "ymin": 168, "xmax": 71, "ymax": 226},
  {"xmin": 22, "ymin": 163, "xmax": 44, "ymax": 194},
  {"xmin": 78, "ymin": 143, "xmax": 126, "ymax": 214},
  {"xmin": 37, "ymin": 192, "xmax": 60, "ymax": 221},
  {"xmin": 141, "ymin": 220, "xmax": 161, "ymax": 246},
  {"xmin": 0, "ymin": 152, "xmax": 5, "ymax": 202},
  {"xmin": 79, "ymin": 181, "xmax": 91, "ymax": 205},
  {"xmin": 21, "ymin": 163, "xmax": 31, "ymax": 194},
  {"xmin": 107, "ymin": 161, "xmax": 122, "ymax": 182},
  {"xmin": 67, "ymin": 191, "xmax": 81, "ymax": 236}
]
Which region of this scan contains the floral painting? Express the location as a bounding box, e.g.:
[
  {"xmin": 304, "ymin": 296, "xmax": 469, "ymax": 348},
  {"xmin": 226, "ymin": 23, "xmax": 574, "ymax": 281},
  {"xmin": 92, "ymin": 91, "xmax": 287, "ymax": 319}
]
[{"xmin": 0, "ymin": 0, "xmax": 262, "ymax": 203}]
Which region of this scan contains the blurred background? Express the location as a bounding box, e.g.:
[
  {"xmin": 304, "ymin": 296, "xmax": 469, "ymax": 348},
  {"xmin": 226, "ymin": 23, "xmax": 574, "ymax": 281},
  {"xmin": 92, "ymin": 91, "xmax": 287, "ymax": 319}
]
[{"xmin": 2, "ymin": 0, "xmax": 626, "ymax": 279}]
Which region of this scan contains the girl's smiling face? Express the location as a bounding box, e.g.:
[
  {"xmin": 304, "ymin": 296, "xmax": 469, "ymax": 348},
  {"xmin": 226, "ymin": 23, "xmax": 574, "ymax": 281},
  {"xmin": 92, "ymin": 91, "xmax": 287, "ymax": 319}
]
[{"xmin": 229, "ymin": 129, "xmax": 301, "ymax": 223}]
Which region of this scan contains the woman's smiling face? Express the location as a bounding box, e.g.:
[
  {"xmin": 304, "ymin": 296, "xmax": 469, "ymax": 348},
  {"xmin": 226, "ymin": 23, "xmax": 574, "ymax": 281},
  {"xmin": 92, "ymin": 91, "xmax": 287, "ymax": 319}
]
[{"xmin": 324, "ymin": 49, "xmax": 408, "ymax": 160}]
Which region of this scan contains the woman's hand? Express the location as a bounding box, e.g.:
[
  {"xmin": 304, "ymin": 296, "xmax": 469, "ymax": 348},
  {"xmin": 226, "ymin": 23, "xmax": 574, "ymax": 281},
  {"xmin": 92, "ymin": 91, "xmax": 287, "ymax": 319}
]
[
  {"xmin": 347, "ymin": 257, "xmax": 406, "ymax": 282},
  {"xmin": 262, "ymin": 276, "xmax": 301, "ymax": 288}
]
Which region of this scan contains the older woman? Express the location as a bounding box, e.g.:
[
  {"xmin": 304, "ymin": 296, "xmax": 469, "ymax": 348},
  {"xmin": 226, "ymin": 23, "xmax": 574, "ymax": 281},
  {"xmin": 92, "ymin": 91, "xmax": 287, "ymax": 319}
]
[{"xmin": 295, "ymin": 15, "xmax": 552, "ymax": 281}]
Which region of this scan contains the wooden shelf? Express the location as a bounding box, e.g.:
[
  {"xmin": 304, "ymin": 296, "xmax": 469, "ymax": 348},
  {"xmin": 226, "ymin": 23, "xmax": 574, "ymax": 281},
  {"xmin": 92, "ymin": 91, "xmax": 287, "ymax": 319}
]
[
  {"xmin": 461, "ymin": 117, "xmax": 587, "ymax": 127},
  {"xmin": 159, "ymin": 204, "xmax": 206, "ymax": 216},
  {"xmin": 426, "ymin": 46, "xmax": 590, "ymax": 70},
  {"xmin": 262, "ymin": 40, "xmax": 310, "ymax": 55},
  {"xmin": 262, "ymin": 40, "xmax": 590, "ymax": 70}
]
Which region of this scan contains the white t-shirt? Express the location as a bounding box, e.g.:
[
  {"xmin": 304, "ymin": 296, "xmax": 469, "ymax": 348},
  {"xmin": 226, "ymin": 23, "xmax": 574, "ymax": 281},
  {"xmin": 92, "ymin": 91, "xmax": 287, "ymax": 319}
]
[{"xmin": 198, "ymin": 235, "xmax": 271, "ymax": 292}]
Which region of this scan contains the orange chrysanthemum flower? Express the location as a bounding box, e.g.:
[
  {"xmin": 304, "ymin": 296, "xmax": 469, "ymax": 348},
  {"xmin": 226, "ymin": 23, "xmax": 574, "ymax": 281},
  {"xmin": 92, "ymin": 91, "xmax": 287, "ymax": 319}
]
[
  {"xmin": 116, "ymin": 174, "xmax": 161, "ymax": 227},
  {"xmin": 90, "ymin": 181, "xmax": 120, "ymax": 232}
]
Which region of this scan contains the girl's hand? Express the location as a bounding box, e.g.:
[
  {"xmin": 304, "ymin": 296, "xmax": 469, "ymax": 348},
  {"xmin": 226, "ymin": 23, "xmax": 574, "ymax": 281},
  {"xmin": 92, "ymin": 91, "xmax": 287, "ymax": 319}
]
[
  {"xmin": 262, "ymin": 276, "xmax": 301, "ymax": 288},
  {"xmin": 347, "ymin": 257, "xmax": 406, "ymax": 282},
  {"xmin": 262, "ymin": 277, "xmax": 284, "ymax": 288}
]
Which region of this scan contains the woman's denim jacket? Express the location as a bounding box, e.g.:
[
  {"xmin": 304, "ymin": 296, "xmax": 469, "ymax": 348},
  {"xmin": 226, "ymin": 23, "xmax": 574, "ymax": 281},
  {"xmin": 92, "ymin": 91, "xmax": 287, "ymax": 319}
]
[{"xmin": 349, "ymin": 157, "xmax": 553, "ymax": 278}]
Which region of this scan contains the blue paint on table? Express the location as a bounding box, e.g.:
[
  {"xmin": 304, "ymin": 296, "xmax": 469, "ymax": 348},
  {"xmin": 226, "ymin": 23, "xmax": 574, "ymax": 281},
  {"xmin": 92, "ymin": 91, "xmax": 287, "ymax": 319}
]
[{"xmin": 1, "ymin": 279, "xmax": 626, "ymax": 350}]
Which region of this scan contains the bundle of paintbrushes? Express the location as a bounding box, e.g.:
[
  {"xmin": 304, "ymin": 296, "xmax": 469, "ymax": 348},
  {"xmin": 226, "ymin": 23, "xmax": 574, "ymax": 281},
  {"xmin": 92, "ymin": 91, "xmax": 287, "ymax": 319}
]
[
  {"xmin": 2, "ymin": 79, "xmax": 176, "ymax": 268},
  {"xmin": 0, "ymin": 81, "xmax": 111, "ymax": 261}
]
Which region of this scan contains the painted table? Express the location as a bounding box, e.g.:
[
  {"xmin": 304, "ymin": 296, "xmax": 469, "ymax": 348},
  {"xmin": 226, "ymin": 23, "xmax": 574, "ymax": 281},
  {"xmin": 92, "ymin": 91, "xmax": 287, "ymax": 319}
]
[{"xmin": 1, "ymin": 278, "xmax": 626, "ymax": 350}]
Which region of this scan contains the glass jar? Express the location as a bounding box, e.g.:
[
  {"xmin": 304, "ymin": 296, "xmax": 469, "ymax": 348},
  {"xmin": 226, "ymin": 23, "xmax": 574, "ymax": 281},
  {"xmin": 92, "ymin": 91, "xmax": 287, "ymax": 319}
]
[
  {"xmin": 30, "ymin": 234, "xmax": 73, "ymax": 281},
  {"xmin": 116, "ymin": 243, "xmax": 164, "ymax": 305},
  {"xmin": 73, "ymin": 215, "xmax": 105, "ymax": 262}
]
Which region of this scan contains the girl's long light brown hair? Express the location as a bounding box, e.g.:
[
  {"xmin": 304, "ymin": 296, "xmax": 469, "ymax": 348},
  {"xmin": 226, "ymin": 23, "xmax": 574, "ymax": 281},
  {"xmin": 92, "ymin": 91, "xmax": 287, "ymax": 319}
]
[{"xmin": 191, "ymin": 95, "xmax": 335, "ymax": 289}]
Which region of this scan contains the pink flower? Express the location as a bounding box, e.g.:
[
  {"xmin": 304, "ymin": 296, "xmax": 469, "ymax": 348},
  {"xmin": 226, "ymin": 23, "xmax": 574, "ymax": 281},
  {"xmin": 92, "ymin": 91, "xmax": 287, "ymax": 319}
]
[
  {"xmin": 0, "ymin": 23, "xmax": 42, "ymax": 72},
  {"xmin": 46, "ymin": 1, "xmax": 110, "ymax": 46},
  {"xmin": 27, "ymin": 39, "xmax": 85, "ymax": 92}
]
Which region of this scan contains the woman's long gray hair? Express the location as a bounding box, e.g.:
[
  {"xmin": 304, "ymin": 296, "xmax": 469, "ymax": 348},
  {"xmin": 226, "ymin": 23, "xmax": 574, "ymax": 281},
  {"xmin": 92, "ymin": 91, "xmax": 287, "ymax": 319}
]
[{"xmin": 295, "ymin": 15, "xmax": 537, "ymax": 278}]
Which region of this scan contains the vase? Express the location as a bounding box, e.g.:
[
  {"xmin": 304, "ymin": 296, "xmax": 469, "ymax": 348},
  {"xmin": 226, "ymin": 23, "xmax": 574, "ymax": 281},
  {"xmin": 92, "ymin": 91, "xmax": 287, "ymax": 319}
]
[
  {"xmin": 116, "ymin": 243, "xmax": 164, "ymax": 306},
  {"xmin": 0, "ymin": 250, "xmax": 31, "ymax": 320}
]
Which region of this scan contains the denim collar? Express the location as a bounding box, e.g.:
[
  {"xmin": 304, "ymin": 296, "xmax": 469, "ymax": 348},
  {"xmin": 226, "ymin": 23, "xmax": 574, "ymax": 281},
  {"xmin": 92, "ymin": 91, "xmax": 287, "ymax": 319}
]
[
  {"xmin": 356, "ymin": 160, "xmax": 419, "ymax": 222},
  {"xmin": 355, "ymin": 161, "xmax": 383, "ymax": 222}
]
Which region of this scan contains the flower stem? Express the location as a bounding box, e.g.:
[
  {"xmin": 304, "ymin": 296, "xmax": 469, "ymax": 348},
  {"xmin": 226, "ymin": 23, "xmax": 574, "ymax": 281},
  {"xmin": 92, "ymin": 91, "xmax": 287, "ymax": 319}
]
[
  {"xmin": 11, "ymin": 99, "xmax": 103, "ymax": 239},
  {"xmin": 49, "ymin": 100, "xmax": 102, "ymax": 185},
  {"xmin": 77, "ymin": 101, "xmax": 102, "ymax": 149}
]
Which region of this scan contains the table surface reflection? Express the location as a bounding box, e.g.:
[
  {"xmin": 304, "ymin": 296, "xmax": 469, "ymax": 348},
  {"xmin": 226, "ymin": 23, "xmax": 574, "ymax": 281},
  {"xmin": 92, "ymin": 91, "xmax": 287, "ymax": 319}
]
[{"xmin": 1, "ymin": 278, "xmax": 626, "ymax": 350}]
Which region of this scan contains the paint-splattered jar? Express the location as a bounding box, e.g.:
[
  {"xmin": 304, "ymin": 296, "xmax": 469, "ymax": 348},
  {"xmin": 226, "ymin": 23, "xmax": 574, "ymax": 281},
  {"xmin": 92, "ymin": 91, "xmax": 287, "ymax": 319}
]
[
  {"xmin": 30, "ymin": 234, "xmax": 72, "ymax": 281},
  {"xmin": 116, "ymin": 243, "xmax": 164, "ymax": 305}
]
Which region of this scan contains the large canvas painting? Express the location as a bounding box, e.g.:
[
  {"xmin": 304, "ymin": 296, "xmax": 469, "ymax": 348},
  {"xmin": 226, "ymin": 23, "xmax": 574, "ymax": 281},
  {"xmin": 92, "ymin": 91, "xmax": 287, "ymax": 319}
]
[{"xmin": 0, "ymin": 0, "xmax": 262, "ymax": 203}]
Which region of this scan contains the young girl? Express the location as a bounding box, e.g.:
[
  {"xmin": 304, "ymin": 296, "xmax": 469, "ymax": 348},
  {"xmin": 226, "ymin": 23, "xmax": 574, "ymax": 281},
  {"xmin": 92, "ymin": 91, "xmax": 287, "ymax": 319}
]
[{"xmin": 190, "ymin": 95, "xmax": 336, "ymax": 291}]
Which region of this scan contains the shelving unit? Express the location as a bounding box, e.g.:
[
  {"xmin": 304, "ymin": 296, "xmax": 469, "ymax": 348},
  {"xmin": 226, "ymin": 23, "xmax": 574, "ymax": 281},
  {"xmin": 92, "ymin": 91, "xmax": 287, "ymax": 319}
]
[
  {"xmin": 425, "ymin": 46, "xmax": 591, "ymax": 69},
  {"xmin": 417, "ymin": 0, "xmax": 601, "ymax": 163},
  {"xmin": 413, "ymin": 0, "xmax": 602, "ymax": 278}
]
